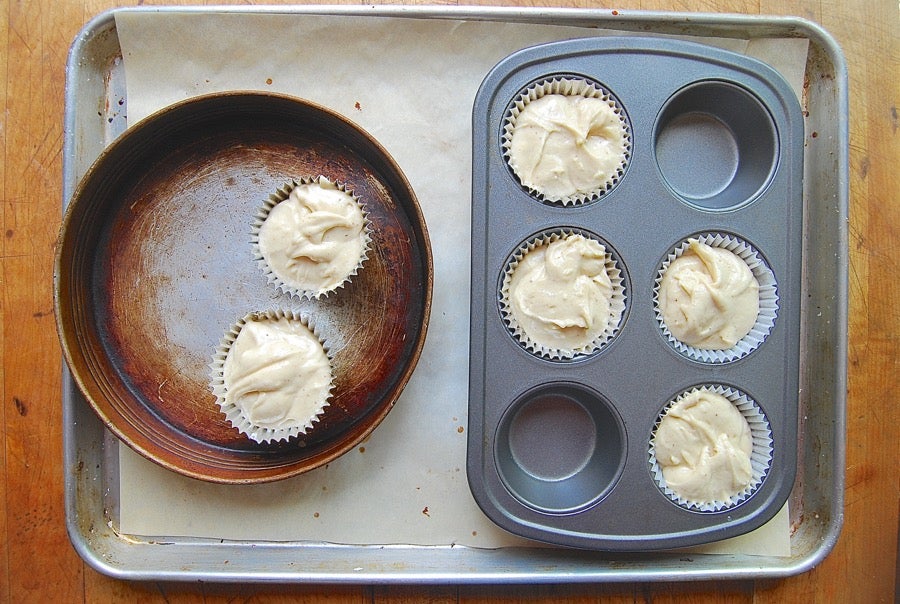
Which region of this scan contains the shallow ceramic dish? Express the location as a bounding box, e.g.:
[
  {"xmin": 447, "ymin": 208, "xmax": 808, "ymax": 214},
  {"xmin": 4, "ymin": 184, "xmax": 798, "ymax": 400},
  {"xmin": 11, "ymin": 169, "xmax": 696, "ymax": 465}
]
[{"xmin": 55, "ymin": 92, "xmax": 432, "ymax": 483}]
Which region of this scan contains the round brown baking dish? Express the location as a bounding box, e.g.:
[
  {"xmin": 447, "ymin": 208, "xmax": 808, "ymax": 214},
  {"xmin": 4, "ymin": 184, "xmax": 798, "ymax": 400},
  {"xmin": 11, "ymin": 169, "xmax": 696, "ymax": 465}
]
[{"xmin": 54, "ymin": 92, "xmax": 432, "ymax": 484}]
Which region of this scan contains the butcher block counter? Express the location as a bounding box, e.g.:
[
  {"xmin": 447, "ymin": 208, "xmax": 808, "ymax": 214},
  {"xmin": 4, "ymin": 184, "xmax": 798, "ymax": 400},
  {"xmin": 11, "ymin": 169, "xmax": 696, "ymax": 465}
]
[{"xmin": 1, "ymin": 0, "xmax": 896, "ymax": 601}]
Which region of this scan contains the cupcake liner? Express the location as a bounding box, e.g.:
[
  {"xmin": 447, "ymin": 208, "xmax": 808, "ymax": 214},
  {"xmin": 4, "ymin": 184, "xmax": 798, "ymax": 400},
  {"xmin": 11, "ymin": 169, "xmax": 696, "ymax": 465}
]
[
  {"xmin": 499, "ymin": 228, "xmax": 627, "ymax": 360},
  {"xmin": 251, "ymin": 176, "xmax": 372, "ymax": 300},
  {"xmin": 648, "ymin": 384, "xmax": 773, "ymax": 513},
  {"xmin": 653, "ymin": 233, "xmax": 778, "ymax": 363},
  {"xmin": 502, "ymin": 76, "xmax": 631, "ymax": 206},
  {"xmin": 209, "ymin": 309, "xmax": 334, "ymax": 444}
]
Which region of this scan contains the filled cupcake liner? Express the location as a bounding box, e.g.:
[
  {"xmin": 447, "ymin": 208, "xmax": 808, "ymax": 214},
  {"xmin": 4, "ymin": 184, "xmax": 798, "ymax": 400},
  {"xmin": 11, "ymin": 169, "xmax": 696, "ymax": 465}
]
[
  {"xmin": 499, "ymin": 228, "xmax": 627, "ymax": 360},
  {"xmin": 251, "ymin": 176, "xmax": 372, "ymax": 300},
  {"xmin": 502, "ymin": 76, "xmax": 632, "ymax": 206},
  {"xmin": 209, "ymin": 309, "xmax": 334, "ymax": 444},
  {"xmin": 653, "ymin": 233, "xmax": 778, "ymax": 364},
  {"xmin": 648, "ymin": 384, "xmax": 773, "ymax": 513}
]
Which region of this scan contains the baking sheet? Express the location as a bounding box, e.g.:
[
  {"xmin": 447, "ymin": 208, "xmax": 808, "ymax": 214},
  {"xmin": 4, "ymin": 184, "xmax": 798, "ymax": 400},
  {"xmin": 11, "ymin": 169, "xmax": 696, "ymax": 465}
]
[
  {"xmin": 109, "ymin": 10, "xmax": 806, "ymax": 555},
  {"xmin": 62, "ymin": 7, "xmax": 850, "ymax": 581}
]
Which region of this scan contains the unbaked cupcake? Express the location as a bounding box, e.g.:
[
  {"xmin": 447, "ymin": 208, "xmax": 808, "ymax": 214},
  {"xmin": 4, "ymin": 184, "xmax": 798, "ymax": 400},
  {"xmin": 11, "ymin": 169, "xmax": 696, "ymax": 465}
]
[
  {"xmin": 252, "ymin": 176, "xmax": 370, "ymax": 299},
  {"xmin": 649, "ymin": 385, "xmax": 772, "ymax": 512},
  {"xmin": 210, "ymin": 310, "xmax": 333, "ymax": 444},
  {"xmin": 503, "ymin": 76, "xmax": 630, "ymax": 205},
  {"xmin": 500, "ymin": 229, "xmax": 626, "ymax": 360},
  {"xmin": 654, "ymin": 234, "xmax": 778, "ymax": 363}
]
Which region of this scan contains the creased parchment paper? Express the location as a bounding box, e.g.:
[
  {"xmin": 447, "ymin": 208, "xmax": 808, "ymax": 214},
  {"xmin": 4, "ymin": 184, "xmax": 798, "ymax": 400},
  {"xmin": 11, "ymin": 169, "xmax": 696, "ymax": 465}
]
[{"xmin": 115, "ymin": 10, "xmax": 804, "ymax": 557}]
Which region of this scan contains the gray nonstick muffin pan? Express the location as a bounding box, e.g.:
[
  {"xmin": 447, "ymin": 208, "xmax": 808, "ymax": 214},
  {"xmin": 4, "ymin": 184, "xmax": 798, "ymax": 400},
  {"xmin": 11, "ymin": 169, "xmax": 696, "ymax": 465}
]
[{"xmin": 468, "ymin": 36, "xmax": 803, "ymax": 551}]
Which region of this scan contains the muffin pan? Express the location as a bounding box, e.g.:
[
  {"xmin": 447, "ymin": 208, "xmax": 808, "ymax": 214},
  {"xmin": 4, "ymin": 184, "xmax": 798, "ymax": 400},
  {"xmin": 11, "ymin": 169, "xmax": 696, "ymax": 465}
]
[{"xmin": 468, "ymin": 36, "xmax": 804, "ymax": 550}]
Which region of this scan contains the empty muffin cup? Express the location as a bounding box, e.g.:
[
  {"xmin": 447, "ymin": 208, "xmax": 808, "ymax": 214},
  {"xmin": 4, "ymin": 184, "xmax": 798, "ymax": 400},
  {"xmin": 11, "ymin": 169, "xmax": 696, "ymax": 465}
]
[
  {"xmin": 495, "ymin": 382, "xmax": 626, "ymax": 514},
  {"xmin": 654, "ymin": 80, "xmax": 778, "ymax": 210}
]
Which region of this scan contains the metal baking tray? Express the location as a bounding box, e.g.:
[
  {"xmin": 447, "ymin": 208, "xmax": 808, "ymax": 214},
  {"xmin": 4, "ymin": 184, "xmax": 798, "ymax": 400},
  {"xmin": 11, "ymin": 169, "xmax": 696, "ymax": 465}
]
[
  {"xmin": 468, "ymin": 36, "xmax": 803, "ymax": 550},
  {"xmin": 62, "ymin": 5, "xmax": 847, "ymax": 583}
]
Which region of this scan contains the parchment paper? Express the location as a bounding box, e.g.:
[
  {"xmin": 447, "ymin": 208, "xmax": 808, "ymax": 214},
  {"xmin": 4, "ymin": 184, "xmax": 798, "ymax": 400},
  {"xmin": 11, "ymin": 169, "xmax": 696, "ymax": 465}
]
[{"xmin": 114, "ymin": 10, "xmax": 804, "ymax": 556}]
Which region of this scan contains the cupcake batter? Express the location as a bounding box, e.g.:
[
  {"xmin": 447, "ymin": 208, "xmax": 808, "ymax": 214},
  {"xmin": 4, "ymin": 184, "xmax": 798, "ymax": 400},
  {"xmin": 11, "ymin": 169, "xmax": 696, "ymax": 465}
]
[
  {"xmin": 223, "ymin": 316, "xmax": 331, "ymax": 434},
  {"xmin": 654, "ymin": 389, "xmax": 753, "ymax": 504},
  {"xmin": 508, "ymin": 234, "xmax": 616, "ymax": 353},
  {"xmin": 658, "ymin": 240, "xmax": 760, "ymax": 349},
  {"xmin": 258, "ymin": 177, "xmax": 366, "ymax": 295},
  {"xmin": 508, "ymin": 93, "xmax": 628, "ymax": 200}
]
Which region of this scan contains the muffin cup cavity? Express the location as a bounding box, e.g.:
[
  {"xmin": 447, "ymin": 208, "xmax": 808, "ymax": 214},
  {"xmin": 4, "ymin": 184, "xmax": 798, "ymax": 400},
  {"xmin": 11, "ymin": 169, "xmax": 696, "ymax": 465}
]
[
  {"xmin": 654, "ymin": 80, "xmax": 778, "ymax": 210},
  {"xmin": 500, "ymin": 228, "xmax": 627, "ymax": 361},
  {"xmin": 210, "ymin": 309, "xmax": 334, "ymax": 444},
  {"xmin": 648, "ymin": 384, "xmax": 773, "ymax": 513},
  {"xmin": 654, "ymin": 233, "xmax": 778, "ymax": 364},
  {"xmin": 251, "ymin": 176, "xmax": 372, "ymax": 300},
  {"xmin": 502, "ymin": 76, "xmax": 632, "ymax": 206},
  {"xmin": 495, "ymin": 383, "xmax": 626, "ymax": 514}
]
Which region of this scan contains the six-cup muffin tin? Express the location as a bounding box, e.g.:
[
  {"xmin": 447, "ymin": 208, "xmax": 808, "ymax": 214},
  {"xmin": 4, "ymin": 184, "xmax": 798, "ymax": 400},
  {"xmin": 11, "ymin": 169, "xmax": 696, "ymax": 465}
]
[{"xmin": 468, "ymin": 36, "xmax": 804, "ymax": 550}]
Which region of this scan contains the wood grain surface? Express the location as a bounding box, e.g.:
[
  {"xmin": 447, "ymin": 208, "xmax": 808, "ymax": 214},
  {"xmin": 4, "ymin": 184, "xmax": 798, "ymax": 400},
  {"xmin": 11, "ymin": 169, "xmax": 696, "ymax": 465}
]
[{"xmin": 2, "ymin": 0, "xmax": 897, "ymax": 602}]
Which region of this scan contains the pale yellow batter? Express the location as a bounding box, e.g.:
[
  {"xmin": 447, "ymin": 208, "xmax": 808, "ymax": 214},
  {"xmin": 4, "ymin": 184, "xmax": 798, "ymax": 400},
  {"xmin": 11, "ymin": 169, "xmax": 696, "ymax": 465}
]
[
  {"xmin": 654, "ymin": 389, "xmax": 753, "ymax": 505},
  {"xmin": 258, "ymin": 178, "xmax": 366, "ymax": 295},
  {"xmin": 658, "ymin": 240, "xmax": 759, "ymax": 350},
  {"xmin": 223, "ymin": 316, "xmax": 331, "ymax": 435},
  {"xmin": 508, "ymin": 93, "xmax": 627, "ymax": 201},
  {"xmin": 508, "ymin": 234, "xmax": 616, "ymax": 354}
]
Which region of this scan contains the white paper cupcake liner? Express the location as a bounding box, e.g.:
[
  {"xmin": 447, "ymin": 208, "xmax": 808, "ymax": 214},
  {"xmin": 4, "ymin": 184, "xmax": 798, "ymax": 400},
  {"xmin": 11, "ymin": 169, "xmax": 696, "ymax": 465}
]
[
  {"xmin": 653, "ymin": 233, "xmax": 778, "ymax": 363},
  {"xmin": 209, "ymin": 309, "xmax": 334, "ymax": 444},
  {"xmin": 648, "ymin": 384, "xmax": 773, "ymax": 513},
  {"xmin": 499, "ymin": 228, "xmax": 627, "ymax": 360},
  {"xmin": 251, "ymin": 176, "xmax": 372, "ymax": 300},
  {"xmin": 502, "ymin": 76, "xmax": 631, "ymax": 206}
]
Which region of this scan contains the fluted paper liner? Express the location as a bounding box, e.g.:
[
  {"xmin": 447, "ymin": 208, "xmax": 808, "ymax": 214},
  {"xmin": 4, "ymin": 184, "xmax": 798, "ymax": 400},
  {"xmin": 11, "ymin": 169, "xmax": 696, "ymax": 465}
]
[
  {"xmin": 502, "ymin": 76, "xmax": 631, "ymax": 206},
  {"xmin": 648, "ymin": 384, "xmax": 773, "ymax": 513},
  {"xmin": 499, "ymin": 228, "xmax": 627, "ymax": 360},
  {"xmin": 251, "ymin": 176, "xmax": 372, "ymax": 299},
  {"xmin": 653, "ymin": 233, "xmax": 778, "ymax": 364},
  {"xmin": 210, "ymin": 309, "xmax": 333, "ymax": 444}
]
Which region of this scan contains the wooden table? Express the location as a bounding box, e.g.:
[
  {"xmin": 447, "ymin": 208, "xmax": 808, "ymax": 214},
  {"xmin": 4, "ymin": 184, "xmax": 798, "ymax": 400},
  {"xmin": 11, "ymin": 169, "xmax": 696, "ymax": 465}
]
[{"xmin": 2, "ymin": 0, "xmax": 896, "ymax": 601}]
